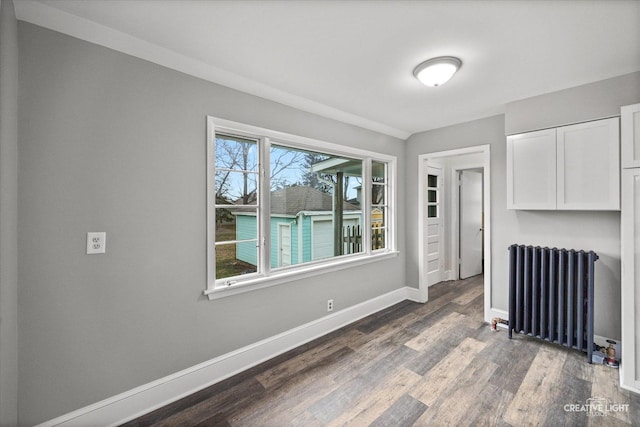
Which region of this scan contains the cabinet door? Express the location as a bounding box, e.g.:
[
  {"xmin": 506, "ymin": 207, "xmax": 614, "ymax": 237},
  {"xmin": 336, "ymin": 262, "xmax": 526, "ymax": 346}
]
[
  {"xmin": 621, "ymin": 169, "xmax": 640, "ymax": 392},
  {"xmin": 622, "ymin": 103, "xmax": 640, "ymax": 169},
  {"xmin": 506, "ymin": 128, "xmax": 556, "ymax": 209},
  {"xmin": 556, "ymin": 117, "xmax": 620, "ymax": 210}
]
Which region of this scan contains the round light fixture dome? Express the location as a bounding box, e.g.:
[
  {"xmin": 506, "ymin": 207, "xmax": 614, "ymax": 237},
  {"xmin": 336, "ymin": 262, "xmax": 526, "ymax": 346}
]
[{"xmin": 413, "ymin": 56, "xmax": 462, "ymax": 87}]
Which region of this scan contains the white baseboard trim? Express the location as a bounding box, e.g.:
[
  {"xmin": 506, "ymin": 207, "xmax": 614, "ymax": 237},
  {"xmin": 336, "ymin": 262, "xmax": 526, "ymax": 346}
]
[
  {"xmin": 37, "ymin": 286, "xmax": 416, "ymax": 427},
  {"xmin": 619, "ymin": 382, "xmax": 640, "ymax": 395},
  {"xmin": 444, "ymin": 270, "xmax": 456, "ymax": 281},
  {"xmin": 619, "ymin": 366, "xmax": 640, "ymax": 395},
  {"xmin": 405, "ymin": 286, "xmax": 423, "ymax": 303}
]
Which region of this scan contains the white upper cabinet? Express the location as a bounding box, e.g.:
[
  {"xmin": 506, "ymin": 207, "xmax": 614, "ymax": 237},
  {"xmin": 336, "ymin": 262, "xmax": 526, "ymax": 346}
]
[
  {"xmin": 507, "ymin": 117, "xmax": 620, "ymax": 211},
  {"xmin": 557, "ymin": 117, "xmax": 619, "ymax": 210},
  {"xmin": 507, "ymin": 129, "xmax": 557, "ymax": 209},
  {"xmin": 622, "ymin": 103, "xmax": 640, "ymax": 169}
]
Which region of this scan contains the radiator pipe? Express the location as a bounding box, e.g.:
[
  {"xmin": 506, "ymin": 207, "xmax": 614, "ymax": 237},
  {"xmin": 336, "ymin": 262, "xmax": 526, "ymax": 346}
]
[{"xmin": 490, "ymin": 317, "xmax": 508, "ymax": 331}]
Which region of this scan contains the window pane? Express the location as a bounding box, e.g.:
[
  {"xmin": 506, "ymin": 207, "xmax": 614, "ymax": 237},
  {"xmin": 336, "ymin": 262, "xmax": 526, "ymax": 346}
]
[
  {"xmin": 372, "ymin": 162, "xmax": 388, "ymax": 251},
  {"xmin": 428, "ymin": 205, "xmax": 438, "ymax": 218},
  {"xmin": 372, "ymin": 207, "xmax": 386, "ymax": 250},
  {"xmin": 372, "ymin": 183, "xmax": 385, "ymax": 205},
  {"xmin": 371, "ymin": 162, "xmax": 387, "ymax": 250},
  {"xmin": 372, "ymin": 227, "xmax": 386, "ymax": 250},
  {"xmin": 372, "ymin": 161, "xmax": 386, "ymax": 183},
  {"xmin": 371, "ymin": 207, "xmax": 385, "ymax": 227},
  {"xmin": 215, "ymin": 170, "xmax": 258, "ymax": 205},
  {"xmin": 215, "ymin": 242, "xmax": 258, "ymax": 280},
  {"xmin": 215, "ymin": 135, "xmax": 258, "ymax": 210},
  {"xmin": 214, "ymin": 135, "xmax": 258, "ymax": 172},
  {"xmin": 428, "ymin": 174, "xmax": 438, "ymax": 188},
  {"xmin": 269, "ymin": 144, "xmax": 363, "ymax": 265},
  {"xmin": 215, "ymin": 207, "xmax": 258, "ymax": 280},
  {"xmin": 372, "ymin": 161, "xmax": 386, "ymax": 205},
  {"xmin": 215, "ymin": 207, "xmax": 257, "ymax": 243},
  {"xmin": 428, "ymin": 189, "xmax": 437, "ymax": 203}
]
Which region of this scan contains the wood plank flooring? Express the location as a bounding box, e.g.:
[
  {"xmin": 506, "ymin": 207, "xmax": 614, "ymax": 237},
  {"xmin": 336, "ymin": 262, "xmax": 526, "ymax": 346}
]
[{"xmin": 122, "ymin": 276, "xmax": 640, "ymax": 426}]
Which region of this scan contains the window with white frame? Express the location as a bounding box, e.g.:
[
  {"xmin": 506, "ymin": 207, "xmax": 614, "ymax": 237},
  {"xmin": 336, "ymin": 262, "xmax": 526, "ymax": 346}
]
[{"xmin": 206, "ymin": 117, "xmax": 396, "ymax": 297}]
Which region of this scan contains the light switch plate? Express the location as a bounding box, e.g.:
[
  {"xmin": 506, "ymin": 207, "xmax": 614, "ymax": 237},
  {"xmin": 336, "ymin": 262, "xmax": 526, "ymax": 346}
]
[{"xmin": 87, "ymin": 232, "xmax": 106, "ymax": 254}]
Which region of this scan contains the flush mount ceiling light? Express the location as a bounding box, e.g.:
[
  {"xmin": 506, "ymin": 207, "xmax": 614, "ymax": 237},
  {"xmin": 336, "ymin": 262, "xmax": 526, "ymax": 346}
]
[{"xmin": 413, "ymin": 56, "xmax": 462, "ymax": 87}]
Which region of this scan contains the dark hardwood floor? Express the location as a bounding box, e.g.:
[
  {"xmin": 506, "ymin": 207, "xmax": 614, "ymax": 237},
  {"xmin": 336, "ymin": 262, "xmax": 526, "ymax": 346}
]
[{"xmin": 122, "ymin": 276, "xmax": 640, "ymax": 426}]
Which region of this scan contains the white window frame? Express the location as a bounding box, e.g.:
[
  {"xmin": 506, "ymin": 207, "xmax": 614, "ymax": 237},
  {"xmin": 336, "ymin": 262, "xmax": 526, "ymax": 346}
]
[
  {"xmin": 371, "ymin": 161, "xmax": 389, "ymax": 253},
  {"xmin": 206, "ymin": 116, "xmax": 398, "ymax": 300}
]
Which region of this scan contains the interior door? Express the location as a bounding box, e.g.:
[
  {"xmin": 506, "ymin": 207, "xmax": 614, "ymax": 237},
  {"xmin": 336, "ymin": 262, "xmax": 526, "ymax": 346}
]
[
  {"xmin": 460, "ymin": 170, "xmax": 483, "ymax": 279},
  {"xmin": 426, "ymin": 165, "xmax": 444, "ymax": 286}
]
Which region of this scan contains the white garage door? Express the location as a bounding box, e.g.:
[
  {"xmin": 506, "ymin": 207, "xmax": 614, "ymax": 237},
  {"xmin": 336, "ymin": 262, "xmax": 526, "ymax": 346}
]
[{"xmin": 312, "ymin": 218, "xmax": 359, "ymax": 261}]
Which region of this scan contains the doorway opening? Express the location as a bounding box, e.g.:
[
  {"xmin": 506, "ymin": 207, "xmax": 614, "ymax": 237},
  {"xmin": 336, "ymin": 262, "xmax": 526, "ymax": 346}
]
[
  {"xmin": 418, "ymin": 145, "xmax": 492, "ymax": 322},
  {"xmin": 457, "ymin": 168, "xmax": 484, "ymax": 280}
]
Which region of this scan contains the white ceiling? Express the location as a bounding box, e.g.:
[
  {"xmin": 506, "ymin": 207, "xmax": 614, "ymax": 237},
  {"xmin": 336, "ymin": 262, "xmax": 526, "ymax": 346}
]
[{"xmin": 15, "ymin": 0, "xmax": 640, "ymax": 140}]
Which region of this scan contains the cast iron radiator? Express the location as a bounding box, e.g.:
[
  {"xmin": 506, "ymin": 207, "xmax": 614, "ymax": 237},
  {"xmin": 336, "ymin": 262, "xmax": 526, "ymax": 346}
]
[{"xmin": 507, "ymin": 244, "xmax": 598, "ymax": 362}]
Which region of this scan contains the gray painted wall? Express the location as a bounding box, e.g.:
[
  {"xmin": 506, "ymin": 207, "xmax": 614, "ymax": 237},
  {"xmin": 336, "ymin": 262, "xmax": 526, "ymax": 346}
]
[
  {"xmin": 17, "ymin": 23, "xmax": 406, "ymax": 425},
  {"xmin": 0, "ymin": 1, "xmax": 19, "ymax": 425},
  {"xmin": 505, "ymin": 71, "xmax": 640, "ymax": 135}
]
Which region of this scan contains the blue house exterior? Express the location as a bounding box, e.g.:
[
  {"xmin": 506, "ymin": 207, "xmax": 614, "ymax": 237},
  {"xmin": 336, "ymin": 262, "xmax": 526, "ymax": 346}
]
[{"xmin": 235, "ymin": 186, "xmax": 361, "ymax": 268}]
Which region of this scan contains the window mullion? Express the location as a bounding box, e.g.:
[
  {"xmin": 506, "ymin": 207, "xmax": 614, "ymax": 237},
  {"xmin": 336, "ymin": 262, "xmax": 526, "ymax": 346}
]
[
  {"xmin": 260, "ymin": 137, "xmax": 272, "ymax": 275},
  {"xmin": 363, "ymin": 158, "xmax": 372, "ymax": 254}
]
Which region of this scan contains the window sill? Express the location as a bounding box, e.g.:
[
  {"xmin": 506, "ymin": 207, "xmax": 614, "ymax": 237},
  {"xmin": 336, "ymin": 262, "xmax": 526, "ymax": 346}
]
[{"xmin": 204, "ymin": 251, "xmax": 400, "ymax": 300}]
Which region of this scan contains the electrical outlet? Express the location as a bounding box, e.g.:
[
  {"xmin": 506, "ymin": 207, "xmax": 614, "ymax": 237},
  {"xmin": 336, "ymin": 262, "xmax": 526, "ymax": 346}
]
[
  {"xmin": 327, "ymin": 299, "xmax": 334, "ymax": 312},
  {"xmin": 87, "ymin": 232, "xmax": 106, "ymax": 254}
]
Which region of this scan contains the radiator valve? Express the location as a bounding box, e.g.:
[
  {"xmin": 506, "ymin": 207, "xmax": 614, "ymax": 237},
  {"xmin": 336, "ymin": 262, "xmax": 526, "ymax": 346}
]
[
  {"xmin": 604, "ymin": 340, "xmax": 619, "ymax": 368},
  {"xmin": 490, "ymin": 317, "xmax": 508, "ymax": 331}
]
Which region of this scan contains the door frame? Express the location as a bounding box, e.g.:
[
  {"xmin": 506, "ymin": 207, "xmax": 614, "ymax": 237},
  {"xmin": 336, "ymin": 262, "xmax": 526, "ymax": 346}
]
[{"xmin": 418, "ymin": 144, "xmax": 493, "ymax": 322}]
